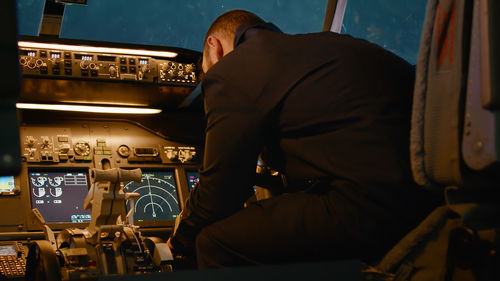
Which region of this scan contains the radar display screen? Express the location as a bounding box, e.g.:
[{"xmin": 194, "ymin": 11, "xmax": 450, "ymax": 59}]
[
  {"xmin": 29, "ymin": 170, "xmax": 91, "ymax": 223},
  {"xmin": 0, "ymin": 176, "xmax": 15, "ymax": 192},
  {"xmin": 186, "ymin": 170, "xmax": 199, "ymax": 191},
  {"xmin": 123, "ymin": 170, "xmax": 180, "ymax": 222}
]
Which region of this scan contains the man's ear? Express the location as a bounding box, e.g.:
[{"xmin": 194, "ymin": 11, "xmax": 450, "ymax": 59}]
[{"xmin": 206, "ymin": 35, "xmax": 224, "ymax": 65}]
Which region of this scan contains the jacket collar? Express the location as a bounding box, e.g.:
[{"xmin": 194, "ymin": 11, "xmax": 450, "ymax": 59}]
[{"xmin": 233, "ymin": 22, "xmax": 282, "ymax": 48}]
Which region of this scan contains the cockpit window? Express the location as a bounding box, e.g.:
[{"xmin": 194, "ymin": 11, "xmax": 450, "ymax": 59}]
[
  {"xmin": 17, "ymin": 0, "xmax": 46, "ymax": 36},
  {"xmin": 340, "ymin": 0, "xmax": 427, "ymax": 64},
  {"xmin": 17, "ymin": 0, "xmax": 328, "ymax": 52}
]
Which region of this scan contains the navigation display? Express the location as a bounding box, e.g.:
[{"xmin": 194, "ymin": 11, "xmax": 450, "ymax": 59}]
[
  {"xmin": 123, "ymin": 170, "xmax": 180, "ymax": 222},
  {"xmin": 186, "ymin": 170, "xmax": 199, "ymax": 191},
  {"xmin": 29, "ymin": 170, "xmax": 91, "ymax": 223},
  {"xmin": 0, "ymin": 176, "xmax": 15, "ymax": 192}
]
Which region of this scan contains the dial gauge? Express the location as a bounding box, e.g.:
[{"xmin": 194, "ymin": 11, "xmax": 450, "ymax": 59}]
[
  {"xmin": 74, "ymin": 142, "xmax": 91, "ymax": 156},
  {"xmin": 31, "ymin": 176, "xmax": 46, "ymax": 187},
  {"xmin": 48, "ymin": 176, "xmax": 64, "ymax": 187}
]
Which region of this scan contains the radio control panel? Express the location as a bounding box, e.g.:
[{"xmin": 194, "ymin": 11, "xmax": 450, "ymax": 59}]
[{"xmin": 19, "ymin": 41, "xmax": 198, "ymax": 87}]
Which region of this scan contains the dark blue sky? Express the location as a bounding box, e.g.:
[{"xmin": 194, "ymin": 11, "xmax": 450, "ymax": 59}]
[{"xmin": 17, "ymin": 0, "xmax": 426, "ymax": 64}]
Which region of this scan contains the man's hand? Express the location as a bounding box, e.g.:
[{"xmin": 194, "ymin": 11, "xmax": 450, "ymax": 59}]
[
  {"xmin": 167, "ymin": 211, "xmax": 183, "ymax": 252},
  {"xmin": 167, "ymin": 237, "xmax": 174, "ymax": 251}
]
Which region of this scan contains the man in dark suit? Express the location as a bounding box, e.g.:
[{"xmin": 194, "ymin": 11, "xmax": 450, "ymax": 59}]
[{"xmin": 169, "ymin": 10, "xmax": 437, "ymax": 268}]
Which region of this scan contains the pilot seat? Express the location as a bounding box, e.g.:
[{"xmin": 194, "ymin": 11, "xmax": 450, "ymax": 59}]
[{"xmin": 364, "ymin": 0, "xmax": 500, "ymax": 280}]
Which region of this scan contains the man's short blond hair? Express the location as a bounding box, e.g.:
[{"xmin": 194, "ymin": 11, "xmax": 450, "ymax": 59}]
[{"xmin": 203, "ymin": 10, "xmax": 265, "ymax": 49}]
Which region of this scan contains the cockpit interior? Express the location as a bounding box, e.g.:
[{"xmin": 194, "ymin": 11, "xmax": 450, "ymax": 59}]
[{"xmin": 0, "ymin": 0, "xmax": 499, "ymax": 280}]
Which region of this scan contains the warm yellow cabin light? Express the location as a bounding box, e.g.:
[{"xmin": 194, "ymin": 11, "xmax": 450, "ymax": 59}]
[
  {"xmin": 16, "ymin": 103, "xmax": 162, "ymax": 114},
  {"xmin": 18, "ymin": 41, "xmax": 178, "ymax": 58}
]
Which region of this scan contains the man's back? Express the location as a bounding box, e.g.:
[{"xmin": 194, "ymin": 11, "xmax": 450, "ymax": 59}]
[{"xmin": 208, "ymin": 29, "xmax": 416, "ymax": 190}]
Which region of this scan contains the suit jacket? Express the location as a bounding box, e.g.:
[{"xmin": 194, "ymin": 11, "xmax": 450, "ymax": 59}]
[{"xmin": 171, "ymin": 23, "xmax": 434, "ymax": 252}]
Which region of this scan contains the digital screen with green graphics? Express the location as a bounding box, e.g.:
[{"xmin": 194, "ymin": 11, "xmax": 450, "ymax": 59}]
[{"xmin": 123, "ymin": 170, "xmax": 180, "ymax": 221}]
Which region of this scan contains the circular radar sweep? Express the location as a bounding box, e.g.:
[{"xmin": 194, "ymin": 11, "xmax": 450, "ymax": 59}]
[{"xmin": 123, "ymin": 172, "xmax": 180, "ymax": 221}]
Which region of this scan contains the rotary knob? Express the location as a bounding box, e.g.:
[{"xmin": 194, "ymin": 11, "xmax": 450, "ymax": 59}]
[
  {"xmin": 41, "ymin": 137, "xmax": 51, "ymax": 149},
  {"xmin": 80, "ymin": 60, "xmax": 90, "ymax": 69},
  {"xmin": 178, "ymin": 149, "xmax": 196, "ymax": 163},
  {"xmin": 117, "ymin": 145, "xmax": 131, "ymax": 158},
  {"xmin": 74, "ymin": 142, "xmax": 91, "ymax": 156},
  {"xmin": 166, "ymin": 149, "xmax": 177, "ymax": 160},
  {"xmin": 26, "ymin": 136, "xmax": 36, "ymax": 148},
  {"xmin": 28, "ymin": 59, "xmax": 36, "ymax": 69},
  {"xmin": 185, "ymin": 64, "xmax": 195, "ymax": 74}
]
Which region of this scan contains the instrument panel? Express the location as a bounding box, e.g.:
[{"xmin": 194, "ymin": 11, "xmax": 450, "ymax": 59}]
[
  {"xmin": 18, "ymin": 40, "xmax": 198, "ymax": 87},
  {"xmin": 20, "ymin": 123, "xmax": 198, "ymax": 165},
  {"xmin": 0, "ymin": 119, "xmax": 200, "ymax": 233},
  {"xmin": 1, "ymin": 37, "xmax": 203, "ymax": 279}
]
